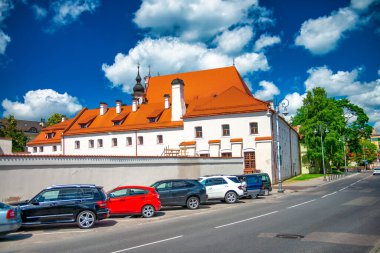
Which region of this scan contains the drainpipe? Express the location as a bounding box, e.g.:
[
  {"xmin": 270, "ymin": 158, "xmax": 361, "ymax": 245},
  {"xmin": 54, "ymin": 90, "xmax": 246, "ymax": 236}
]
[{"xmin": 135, "ymin": 131, "xmax": 137, "ymax": 157}]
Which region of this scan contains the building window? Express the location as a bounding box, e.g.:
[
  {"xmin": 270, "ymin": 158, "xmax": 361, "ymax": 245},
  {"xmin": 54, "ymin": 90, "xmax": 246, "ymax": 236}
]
[
  {"xmin": 250, "ymin": 122, "xmax": 258, "ymax": 134},
  {"xmin": 89, "ymin": 140, "xmax": 94, "ymax": 148},
  {"xmin": 126, "ymin": 137, "xmax": 132, "ymax": 146},
  {"xmin": 221, "ymin": 152, "xmax": 232, "ymax": 157},
  {"xmin": 195, "ymin": 126, "xmax": 202, "ymax": 138},
  {"xmin": 75, "ymin": 141, "xmax": 80, "ymax": 149},
  {"xmin": 222, "ymin": 124, "xmax": 230, "ymax": 136},
  {"xmin": 97, "ymin": 139, "xmax": 103, "ymax": 148},
  {"xmin": 244, "ymin": 152, "xmax": 256, "ymax": 173},
  {"xmin": 138, "ymin": 136, "xmax": 144, "ymax": 145},
  {"xmin": 112, "ymin": 138, "xmax": 118, "ymax": 147},
  {"xmin": 199, "ymin": 153, "xmax": 210, "ymax": 157},
  {"xmin": 29, "ymin": 127, "xmax": 37, "ymax": 133},
  {"xmin": 157, "ymin": 135, "xmax": 163, "ymax": 144},
  {"xmin": 53, "ymin": 146, "xmax": 57, "ymax": 152},
  {"xmin": 46, "ymin": 132, "xmax": 55, "ymax": 139},
  {"xmin": 39, "ymin": 146, "xmax": 44, "ymax": 152},
  {"xmin": 33, "ymin": 147, "xmax": 37, "ymax": 153}
]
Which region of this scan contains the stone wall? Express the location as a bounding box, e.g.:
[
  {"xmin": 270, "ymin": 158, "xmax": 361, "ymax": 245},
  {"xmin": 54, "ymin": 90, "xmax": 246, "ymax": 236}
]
[{"xmin": 0, "ymin": 155, "xmax": 243, "ymax": 202}]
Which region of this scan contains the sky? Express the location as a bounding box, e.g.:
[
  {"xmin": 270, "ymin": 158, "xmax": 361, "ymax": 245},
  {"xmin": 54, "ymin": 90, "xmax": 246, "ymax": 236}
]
[{"xmin": 0, "ymin": 0, "xmax": 379, "ymax": 131}]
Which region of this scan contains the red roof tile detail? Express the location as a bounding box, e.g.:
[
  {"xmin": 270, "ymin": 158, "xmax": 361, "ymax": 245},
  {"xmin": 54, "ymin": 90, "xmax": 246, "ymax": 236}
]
[
  {"xmin": 179, "ymin": 141, "xmax": 196, "ymax": 146},
  {"xmin": 112, "ymin": 111, "xmax": 130, "ymax": 122},
  {"xmin": 77, "ymin": 115, "xmax": 96, "ymax": 125},
  {"xmin": 147, "ymin": 109, "xmax": 164, "ymax": 118},
  {"xmin": 230, "ymin": 138, "xmax": 243, "ymax": 143},
  {"xmin": 208, "ymin": 140, "xmax": 221, "ymax": 144},
  {"xmin": 255, "ymin": 136, "xmax": 272, "ymax": 141}
]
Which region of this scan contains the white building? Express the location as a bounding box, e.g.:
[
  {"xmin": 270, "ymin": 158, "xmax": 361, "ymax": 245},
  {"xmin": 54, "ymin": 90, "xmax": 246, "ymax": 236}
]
[{"xmin": 27, "ymin": 66, "xmax": 300, "ymax": 182}]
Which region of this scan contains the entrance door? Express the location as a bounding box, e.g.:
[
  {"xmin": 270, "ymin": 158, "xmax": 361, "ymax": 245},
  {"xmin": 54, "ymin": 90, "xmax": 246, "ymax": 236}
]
[{"xmin": 244, "ymin": 152, "xmax": 256, "ymax": 174}]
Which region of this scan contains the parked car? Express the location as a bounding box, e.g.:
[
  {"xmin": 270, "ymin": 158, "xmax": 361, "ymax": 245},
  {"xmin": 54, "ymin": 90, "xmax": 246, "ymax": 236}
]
[
  {"xmin": 198, "ymin": 175, "xmax": 244, "ymax": 203},
  {"xmin": 373, "ymin": 168, "xmax": 380, "ymax": 175},
  {"xmin": 235, "ymin": 174, "xmax": 264, "ymax": 198},
  {"xmin": 151, "ymin": 179, "xmax": 208, "ymax": 209},
  {"xmin": 107, "ymin": 186, "xmax": 161, "ymax": 218},
  {"xmin": 0, "ymin": 202, "xmax": 22, "ymax": 236},
  {"xmin": 255, "ymin": 173, "xmax": 272, "ymax": 196},
  {"xmin": 13, "ymin": 184, "xmax": 109, "ymax": 229}
]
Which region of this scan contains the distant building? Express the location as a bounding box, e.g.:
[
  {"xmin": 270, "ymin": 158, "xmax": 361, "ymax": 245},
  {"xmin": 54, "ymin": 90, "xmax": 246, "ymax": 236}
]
[
  {"xmin": 0, "ymin": 118, "xmax": 43, "ymax": 141},
  {"xmin": 27, "ymin": 66, "xmax": 301, "ymax": 182},
  {"xmin": 0, "ymin": 137, "xmax": 12, "ymax": 154}
]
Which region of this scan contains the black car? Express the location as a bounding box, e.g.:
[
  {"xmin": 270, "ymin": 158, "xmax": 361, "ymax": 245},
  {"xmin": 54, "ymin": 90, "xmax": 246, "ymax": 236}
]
[
  {"xmin": 151, "ymin": 179, "xmax": 208, "ymax": 209},
  {"xmin": 14, "ymin": 184, "xmax": 109, "ymax": 229}
]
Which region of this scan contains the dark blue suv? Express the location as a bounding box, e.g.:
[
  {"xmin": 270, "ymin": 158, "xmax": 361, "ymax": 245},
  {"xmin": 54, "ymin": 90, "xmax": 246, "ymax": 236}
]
[
  {"xmin": 235, "ymin": 174, "xmax": 263, "ymax": 198},
  {"xmin": 151, "ymin": 179, "xmax": 208, "ymax": 209}
]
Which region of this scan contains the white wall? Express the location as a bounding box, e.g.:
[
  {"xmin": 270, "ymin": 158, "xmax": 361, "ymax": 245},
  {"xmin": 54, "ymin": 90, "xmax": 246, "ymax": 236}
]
[
  {"xmin": 0, "ymin": 155, "xmax": 243, "ymax": 202},
  {"xmin": 27, "ymin": 144, "xmax": 61, "ymax": 155},
  {"xmin": 0, "ymin": 138, "xmax": 12, "ymax": 154}
]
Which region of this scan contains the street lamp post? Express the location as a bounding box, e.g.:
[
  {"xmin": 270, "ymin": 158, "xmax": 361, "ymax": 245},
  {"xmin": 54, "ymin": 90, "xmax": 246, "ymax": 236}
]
[
  {"xmin": 315, "ymin": 125, "xmax": 328, "ymax": 181},
  {"xmin": 273, "ymin": 98, "xmax": 289, "ymax": 193},
  {"xmin": 343, "ymin": 136, "xmax": 349, "ymax": 173}
]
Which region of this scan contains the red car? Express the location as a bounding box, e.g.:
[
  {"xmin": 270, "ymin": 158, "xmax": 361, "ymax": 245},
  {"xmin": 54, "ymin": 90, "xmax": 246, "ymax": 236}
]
[{"xmin": 107, "ymin": 186, "xmax": 161, "ymax": 218}]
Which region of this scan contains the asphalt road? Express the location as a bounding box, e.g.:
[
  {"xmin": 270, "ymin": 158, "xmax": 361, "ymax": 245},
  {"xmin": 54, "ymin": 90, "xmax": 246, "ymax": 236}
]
[{"xmin": 1, "ymin": 173, "xmax": 379, "ymax": 253}]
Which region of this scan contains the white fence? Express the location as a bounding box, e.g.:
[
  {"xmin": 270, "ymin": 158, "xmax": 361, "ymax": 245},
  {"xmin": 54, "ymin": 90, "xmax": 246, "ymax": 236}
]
[{"xmin": 0, "ymin": 155, "xmax": 243, "ymax": 202}]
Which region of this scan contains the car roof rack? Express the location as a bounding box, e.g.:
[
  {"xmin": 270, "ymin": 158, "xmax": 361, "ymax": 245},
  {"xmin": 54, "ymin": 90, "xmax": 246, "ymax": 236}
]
[{"xmin": 48, "ymin": 184, "xmax": 97, "ymax": 189}]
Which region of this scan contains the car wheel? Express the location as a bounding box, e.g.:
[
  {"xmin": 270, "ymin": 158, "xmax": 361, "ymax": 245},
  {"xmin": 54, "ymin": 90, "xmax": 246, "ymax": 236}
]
[
  {"xmin": 141, "ymin": 205, "xmax": 155, "ymax": 218},
  {"xmin": 225, "ymin": 191, "xmax": 238, "ymax": 204},
  {"xmin": 187, "ymin": 196, "xmax": 200, "ymax": 209},
  {"xmin": 77, "ymin": 210, "xmax": 96, "ymax": 229}
]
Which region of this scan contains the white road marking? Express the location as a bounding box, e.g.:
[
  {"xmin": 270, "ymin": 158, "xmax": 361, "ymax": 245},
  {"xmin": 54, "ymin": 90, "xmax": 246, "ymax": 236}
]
[
  {"xmin": 339, "ymin": 187, "xmax": 348, "ymax": 191},
  {"xmin": 214, "ymin": 211, "xmax": 278, "ymax": 229},
  {"xmin": 287, "ymin": 199, "xmax": 316, "ymax": 209},
  {"xmin": 322, "ymin": 191, "xmax": 337, "ymax": 198},
  {"xmin": 33, "ymin": 230, "xmax": 90, "ymax": 236},
  {"xmin": 109, "ymin": 235, "xmax": 183, "ymax": 253}
]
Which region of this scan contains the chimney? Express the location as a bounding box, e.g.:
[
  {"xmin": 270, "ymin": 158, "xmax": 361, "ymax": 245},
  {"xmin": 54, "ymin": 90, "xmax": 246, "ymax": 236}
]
[
  {"xmin": 116, "ymin": 100, "xmax": 122, "ymax": 114},
  {"xmin": 61, "ymin": 117, "xmax": 65, "ymax": 122},
  {"xmin": 164, "ymin": 94, "xmax": 170, "ymax": 109},
  {"xmin": 132, "ymin": 98, "xmax": 138, "ymax": 112},
  {"xmin": 171, "ymin": 78, "xmax": 186, "ymax": 121},
  {"xmin": 100, "ymin": 102, "xmax": 108, "ymax": 116}
]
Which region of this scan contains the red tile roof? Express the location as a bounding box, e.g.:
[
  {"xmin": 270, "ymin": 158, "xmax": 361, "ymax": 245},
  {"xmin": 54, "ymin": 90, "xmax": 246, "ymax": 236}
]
[{"xmin": 28, "ymin": 66, "xmax": 270, "ymax": 146}]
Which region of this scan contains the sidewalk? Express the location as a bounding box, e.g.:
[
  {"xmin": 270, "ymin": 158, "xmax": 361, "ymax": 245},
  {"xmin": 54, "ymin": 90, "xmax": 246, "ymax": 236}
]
[{"xmin": 271, "ymin": 173, "xmax": 360, "ymax": 195}]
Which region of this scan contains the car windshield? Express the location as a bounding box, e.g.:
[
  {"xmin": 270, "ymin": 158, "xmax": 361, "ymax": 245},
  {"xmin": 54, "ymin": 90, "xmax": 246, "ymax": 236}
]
[
  {"xmin": 228, "ymin": 177, "xmax": 240, "ymax": 183},
  {"xmin": 150, "ymin": 182, "xmax": 159, "ymax": 188}
]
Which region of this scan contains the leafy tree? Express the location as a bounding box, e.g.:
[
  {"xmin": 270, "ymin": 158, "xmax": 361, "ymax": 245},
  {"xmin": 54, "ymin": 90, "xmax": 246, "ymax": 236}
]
[
  {"xmin": 47, "ymin": 113, "xmax": 66, "ymax": 126},
  {"xmin": 0, "ymin": 115, "xmax": 28, "ymax": 152},
  {"xmin": 351, "ymin": 139, "xmax": 377, "ymax": 166},
  {"xmin": 292, "ymin": 88, "xmax": 373, "ymax": 172}
]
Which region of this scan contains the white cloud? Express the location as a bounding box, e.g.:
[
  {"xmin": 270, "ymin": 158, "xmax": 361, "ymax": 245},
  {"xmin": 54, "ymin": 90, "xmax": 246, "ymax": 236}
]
[
  {"xmin": 49, "ymin": 0, "xmax": 100, "ymax": 30},
  {"xmin": 0, "ymin": 0, "xmax": 14, "ymax": 55},
  {"xmin": 254, "ymin": 34, "xmax": 281, "ymax": 52},
  {"xmin": 1, "ymin": 89, "xmax": 82, "ymax": 121},
  {"xmin": 102, "ymin": 37, "xmax": 269, "ymax": 93},
  {"xmin": 282, "ymin": 92, "xmax": 307, "ymax": 120},
  {"xmin": 0, "ymin": 30, "xmax": 10, "ymax": 54},
  {"xmin": 304, "ymin": 66, "xmax": 371, "ymax": 96},
  {"xmin": 350, "ymin": 0, "xmax": 379, "ymax": 11},
  {"xmin": 32, "ymin": 4, "xmax": 47, "ymax": 20},
  {"xmin": 295, "ymin": 7, "xmax": 358, "ymax": 55},
  {"xmin": 304, "ymin": 66, "xmax": 380, "ymax": 132},
  {"xmin": 214, "ymin": 26, "xmax": 254, "ymax": 55},
  {"xmin": 133, "ymin": 0, "xmax": 259, "ymax": 42},
  {"xmin": 253, "ymin": 80, "xmax": 280, "ymax": 101}
]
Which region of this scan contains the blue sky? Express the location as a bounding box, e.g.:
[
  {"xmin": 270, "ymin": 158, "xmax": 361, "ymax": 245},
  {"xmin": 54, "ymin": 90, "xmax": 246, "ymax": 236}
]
[{"xmin": 0, "ymin": 0, "xmax": 379, "ymax": 131}]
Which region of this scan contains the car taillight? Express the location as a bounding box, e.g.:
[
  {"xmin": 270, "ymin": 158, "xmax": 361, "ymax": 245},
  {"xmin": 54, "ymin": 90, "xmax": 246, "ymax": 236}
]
[
  {"xmin": 6, "ymin": 209, "xmax": 15, "ymax": 219},
  {"xmin": 261, "ymin": 183, "xmax": 264, "ymax": 190},
  {"xmin": 97, "ymin": 200, "xmax": 107, "ymax": 208},
  {"xmin": 238, "ymin": 185, "xmax": 243, "ymax": 190}
]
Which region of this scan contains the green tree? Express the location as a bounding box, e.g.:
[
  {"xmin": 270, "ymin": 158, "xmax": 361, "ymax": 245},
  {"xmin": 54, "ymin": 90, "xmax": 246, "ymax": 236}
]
[
  {"xmin": 351, "ymin": 139, "xmax": 377, "ymax": 166},
  {"xmin": 293, "ymin": 88, "xmax": 373, "ymax": 172},
  {"xmin": 0, "ymin": 115, "xmax": 28, "ymax": 152},
  {"xmin": 47, "ymin": 113, "xmax": 66, "ymax": 126}
]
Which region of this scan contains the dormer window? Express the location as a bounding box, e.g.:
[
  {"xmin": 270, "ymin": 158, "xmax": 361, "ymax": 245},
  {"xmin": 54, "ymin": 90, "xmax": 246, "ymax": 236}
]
[
  {"xmin": 77, "ymin": 115, "xmax": 96, "ymax": 129},
  {"xmin": 46, "ymin": 132, "xmax": 55, "ymax": 139},
  {"xmin": 147, "ymin": 109, "xmax": 164, "ymax": 123},
  {"xmin": 112, "ymin": 112, "xmax": 129, "ymax": 126}
]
